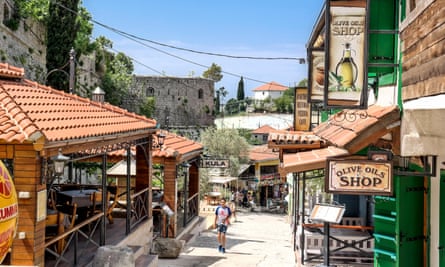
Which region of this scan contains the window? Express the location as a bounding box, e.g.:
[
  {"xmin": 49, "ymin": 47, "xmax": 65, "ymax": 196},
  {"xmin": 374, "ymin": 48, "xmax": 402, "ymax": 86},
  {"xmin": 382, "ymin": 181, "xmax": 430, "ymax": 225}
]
[
  {"xmin": 409, "ymin": 0, "xmax": 416, "ymax": 11},
  {"xmin": 3, "ymin": 4, "xmax": 10, "ymax": 24},
  {"xmin": 198, "ymin": 89, "xmax": 204, "ymax": 99},
  {"xmin": 145, "ymin": 87, "xmax": 154, "ymax": 96}
]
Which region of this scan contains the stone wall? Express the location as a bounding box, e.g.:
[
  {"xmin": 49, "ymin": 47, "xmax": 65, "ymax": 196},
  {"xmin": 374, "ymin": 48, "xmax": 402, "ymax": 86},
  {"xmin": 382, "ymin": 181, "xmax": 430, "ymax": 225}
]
[
  {"xmin": 0, "ymin": 0, "xmax": 47, "ymax": 83},
  {"xmin": 132, "ymin": 76, "xmax": 215, "ymax": 129}
]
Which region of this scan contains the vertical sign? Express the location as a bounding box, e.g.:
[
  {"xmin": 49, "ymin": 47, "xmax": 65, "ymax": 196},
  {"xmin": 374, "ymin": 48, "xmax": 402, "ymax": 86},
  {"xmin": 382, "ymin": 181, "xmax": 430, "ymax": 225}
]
[
  {"xmin": 309, "ymin": 49, "xmax": 325, "ymax": 103},
  {"xmin": 294, "ymin": 87, "xmax": 311, "ymax": 131},
  {"xmin": 325, "ymin": 0, "xmax": 368, "ymax": 108}
]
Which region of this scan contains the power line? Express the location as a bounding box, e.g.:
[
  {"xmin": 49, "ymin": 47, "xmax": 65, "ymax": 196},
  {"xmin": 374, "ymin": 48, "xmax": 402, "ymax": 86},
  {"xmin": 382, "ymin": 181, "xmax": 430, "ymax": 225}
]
[{"xmin": 54, "ymin": 1, "xmax": 305, "ymax": 86}]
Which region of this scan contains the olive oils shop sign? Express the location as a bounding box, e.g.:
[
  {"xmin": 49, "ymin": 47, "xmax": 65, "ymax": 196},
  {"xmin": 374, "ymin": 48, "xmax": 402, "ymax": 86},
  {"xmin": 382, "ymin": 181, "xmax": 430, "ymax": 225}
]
[
  {"xmin": 326, "ymin": 158, "xmax": 393, "ymax": 195},
  {"xmin": 325, "ymin": 0, "xmax": 368, "ymax": 109}
]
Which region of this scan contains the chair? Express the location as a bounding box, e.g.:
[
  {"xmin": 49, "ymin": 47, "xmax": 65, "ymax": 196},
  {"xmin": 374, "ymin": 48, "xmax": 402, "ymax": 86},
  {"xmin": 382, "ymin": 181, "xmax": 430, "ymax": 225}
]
[
  {"xmin": 48, "ymin": 188, "xmax": 60, "ymax": 210},
  {"xmin": 90, "ymin": 189, "xmax": 117, "ymax": 224},
  {"xmin": 57, "ymin": 202, "xmax": 78, "ymax": 230},
  {"xmin": 45, "ymin": 202, "xmax": 77, "ymax": 253}
]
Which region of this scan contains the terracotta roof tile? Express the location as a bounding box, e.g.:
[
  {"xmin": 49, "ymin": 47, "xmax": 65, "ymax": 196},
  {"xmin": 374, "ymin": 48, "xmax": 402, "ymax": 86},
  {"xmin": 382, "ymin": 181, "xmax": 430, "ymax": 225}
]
[
  {"xmin": 252, "ymin": 81, "xmax": 288, "ymax": 92},
  {"xmin": 251, "ymin": 124, "xmax": 277, "ymax": 134},
  {"xmin": 0, "ymin": 63, "xmax": 25, "ymax": 78},
  {"xmin": 0, "ymin": 64, "xmax": 157, "ymax": 144},
  {"xmin": 152, "ymin": 131, "xmax": 203, "ymax": 158},
  {"xmin": 281, "ymin": 146, "xmax": 349, "ymax": 174},
  {"xmin": 275, "ymin": 105, "xmax": 400, "ymax": 175},
  {"xmin": 249, "ymin": 145, "xmax": 278, "ymax": 162},
  {"xmin": 314, "ymin": 105, "xmax": 400, "ymax": 152}
]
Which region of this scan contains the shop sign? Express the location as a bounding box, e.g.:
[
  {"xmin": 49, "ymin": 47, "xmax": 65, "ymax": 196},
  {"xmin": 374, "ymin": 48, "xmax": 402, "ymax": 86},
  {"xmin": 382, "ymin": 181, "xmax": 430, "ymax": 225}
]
[
  {"xmin": 308, "ymin": 49, "xmax": 325, "ymax": 103},
  {"xmin": 201, "ymin": 159, "xmax": 229, "ymax": 168},
  {"xmin": 294, "ymin": 87, "xmax": 311, "ymax": 131},
  {"xmin": 0, "ymin": 160, "xmax": 18, "ymax": 263},
  {"xmin": 325, "ymin": 0, "xmax": 369, "ymax": 109},
  {"xmin": 326, "ymin": 158, "xmax": 393, "ymax": 195}
]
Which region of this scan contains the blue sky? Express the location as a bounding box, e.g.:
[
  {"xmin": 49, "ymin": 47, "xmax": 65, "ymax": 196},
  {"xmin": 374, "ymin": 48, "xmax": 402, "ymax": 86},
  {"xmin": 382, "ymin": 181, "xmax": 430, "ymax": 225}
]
[{"xmin": 83, "ymin": 1, "xmax": 325, "ymax": 101}]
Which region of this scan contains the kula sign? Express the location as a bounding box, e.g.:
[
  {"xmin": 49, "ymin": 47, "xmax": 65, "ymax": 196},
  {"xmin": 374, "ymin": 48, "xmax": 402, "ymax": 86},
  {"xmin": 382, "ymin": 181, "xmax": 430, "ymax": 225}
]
[{"xmin": 326, "ymin": 158, "xmax": 393, "ymax": 195}]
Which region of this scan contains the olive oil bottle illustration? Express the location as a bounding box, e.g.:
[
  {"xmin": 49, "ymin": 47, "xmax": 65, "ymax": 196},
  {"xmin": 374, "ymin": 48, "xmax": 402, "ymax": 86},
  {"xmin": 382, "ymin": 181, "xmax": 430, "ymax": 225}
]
[{"xmin": 335, "ymin": 43, "xmax": 357, "ymax": 91}]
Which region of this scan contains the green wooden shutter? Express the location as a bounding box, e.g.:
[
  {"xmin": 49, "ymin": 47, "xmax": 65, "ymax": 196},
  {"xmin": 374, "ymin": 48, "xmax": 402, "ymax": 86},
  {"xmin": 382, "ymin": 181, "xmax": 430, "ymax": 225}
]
[{"xmin": 374, "ymin": 175, "xmax": 425, "ymax": 266}]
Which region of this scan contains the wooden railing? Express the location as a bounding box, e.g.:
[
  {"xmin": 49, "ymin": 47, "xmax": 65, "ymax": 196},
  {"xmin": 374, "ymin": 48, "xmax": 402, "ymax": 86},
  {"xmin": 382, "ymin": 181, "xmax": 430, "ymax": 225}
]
[
  {"xmin": 129, "ymin": 188, "xmax": 149, "ymax": 231},
  {"xmin": 45, "ymin": 213, "xmax": 103, "ymax": 267},
  {"xmin": 45, "ymin": 188, "xmax": 150, "ymax": 266},
  {"xmin": 185, "ymin": 192, "xmax": 199, "ymax": 224}
]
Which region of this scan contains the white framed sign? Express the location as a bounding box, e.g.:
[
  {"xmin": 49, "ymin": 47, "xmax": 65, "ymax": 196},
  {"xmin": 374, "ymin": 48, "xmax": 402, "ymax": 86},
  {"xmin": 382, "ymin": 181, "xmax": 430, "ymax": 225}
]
[
  {"xmin": 310, "ymin": 203, "xmax": 345, "ymax": 224},
  {"xmin": 201, "ymin": 159, "xmax": 229, "ymax": 168}
]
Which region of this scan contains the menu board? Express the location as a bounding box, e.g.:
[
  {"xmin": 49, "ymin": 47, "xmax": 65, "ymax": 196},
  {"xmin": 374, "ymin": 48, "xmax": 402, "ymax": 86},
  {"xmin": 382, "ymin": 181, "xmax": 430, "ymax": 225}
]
[{"xmin": 310, "ymin": 203, "xmax": 345, "ymax": 223}]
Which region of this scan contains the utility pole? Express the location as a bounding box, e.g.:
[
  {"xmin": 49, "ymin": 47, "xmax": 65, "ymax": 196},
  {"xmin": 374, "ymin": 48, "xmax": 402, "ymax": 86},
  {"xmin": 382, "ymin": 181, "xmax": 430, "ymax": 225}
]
[{"xmin": 69, "ymin": 48, "xmax": 75, "ymax": 94}]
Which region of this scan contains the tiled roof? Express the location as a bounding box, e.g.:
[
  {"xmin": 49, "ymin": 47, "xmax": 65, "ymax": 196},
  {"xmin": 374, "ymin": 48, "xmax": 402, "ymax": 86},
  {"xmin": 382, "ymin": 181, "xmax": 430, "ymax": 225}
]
[
  {"xmin": 0, "ymin": 64, "xmax": 157, "ymax": 144},
  {"xmin": 313, "ymin": 105, "xmax": 400, "ymax": 153},
  {"xmin": 268, "ymin": 130, "xmax": 327, "ymax": 150},
  {"xmin": 252, "ymin": 81, "xmax": 288, "ymax": 92},
  {"xmin": 270, "ymin": 105, "xmax": 400, "ymax": 175},
  {"xmin": 280, "ymin": 146, "xmax": 349, "ymax": 175},
  {"xmin": 152, "ymin": 131, "xmax": 203, "ymax": 159},
  {"xmin": 0, "ymin": 63, "xmax": 25, "ymax": 78},
  {"xmin": 249, "ymin": 145, "xmax": 278, "ymax": 162},
  {"xmin": 251, "ymin": 124, "xmax": 277, "ymax": 134},
  {"xmin": 268, "ymin": 105, "xmax": 400, "ymax": 153}
]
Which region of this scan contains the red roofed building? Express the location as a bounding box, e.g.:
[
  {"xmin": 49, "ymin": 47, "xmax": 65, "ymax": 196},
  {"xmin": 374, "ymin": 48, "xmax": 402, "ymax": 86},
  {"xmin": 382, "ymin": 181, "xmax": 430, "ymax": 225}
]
[
  {"xmin": 251, "ymin": 124, "xmax": 279, "ymax": 144},
  {"xmin": 252, "ymin": 81, "xmax": 289, "ymax": 105},
  {"xmin": 0, "ymin": 63, "xmax": 159, "ymax": 266}
]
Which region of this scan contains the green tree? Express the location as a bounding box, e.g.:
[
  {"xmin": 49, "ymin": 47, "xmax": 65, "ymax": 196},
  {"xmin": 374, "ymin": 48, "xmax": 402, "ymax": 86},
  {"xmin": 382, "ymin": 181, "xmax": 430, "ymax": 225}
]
[
  {"xmin": 200, "ymin": 127, "xmax": 250, "ymax": 177},
  {"xmin": 46, "ymin": 0, "xmax": 80, "ymax": 91},
  {"xmin": 202, "ymin": 63, "xmax": 223, "ymax": 82},
  {"xmin": 14, "ymin": 0, "xmax": 49, "ymax": 22},
  {"xmin": 273, "ymin": 88, "xmax": 294, "ymax": 113},
  {"xmin": 139, "ymin": 97, "xmax": 156, "ymax": 118},
  {"xmin": 297, "ymin": 78, "xmax": 308, "ymax": 87},
  {"xmin": 215, "ymin": 86, "xmax": 228, "ymax": 116},
  {"xmin": 100, "ymin": 52, "xmax": 134, "ymax": 106},
  {"xmin": 93, "ymin": 36, "xmax": 114, "ymax": 75},
  {"xmin": 74, "ymin": 6, "xmax": 95, "ymax": 55},
  {"xmin": 237, "ymin": 76, "xmax": 245, "ymax": 101}
]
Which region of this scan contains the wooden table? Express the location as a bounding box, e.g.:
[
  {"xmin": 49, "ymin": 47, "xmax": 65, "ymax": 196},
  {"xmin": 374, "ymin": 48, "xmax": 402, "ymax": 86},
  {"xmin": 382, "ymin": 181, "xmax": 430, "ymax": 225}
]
[
  {"xmin": 57, "ymin": 189, "xmax": 98, "ymax": 221},
  {"xmin": 57, "ymin": 189, "xmax": 98, "ymax": 208}
]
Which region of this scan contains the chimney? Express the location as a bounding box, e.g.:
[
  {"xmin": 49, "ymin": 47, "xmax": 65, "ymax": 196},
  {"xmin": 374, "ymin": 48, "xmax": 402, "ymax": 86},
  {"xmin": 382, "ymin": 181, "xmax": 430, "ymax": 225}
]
[{"xmin": 92, "ymin": 86, "xmax": 105, "ymax": 103}]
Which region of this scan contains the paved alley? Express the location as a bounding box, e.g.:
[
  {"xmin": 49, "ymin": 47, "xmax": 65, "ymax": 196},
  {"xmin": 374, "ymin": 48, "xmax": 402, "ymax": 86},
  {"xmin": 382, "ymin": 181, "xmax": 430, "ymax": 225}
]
[{"xmin": 158, "ymin": 211, "xmax": 296, "ymax": 267}]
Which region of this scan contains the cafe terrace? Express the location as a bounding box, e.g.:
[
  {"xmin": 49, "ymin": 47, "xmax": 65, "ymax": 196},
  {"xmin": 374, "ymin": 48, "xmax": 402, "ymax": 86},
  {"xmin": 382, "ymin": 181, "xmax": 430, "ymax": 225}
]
[{"xmin": 0, "ymin": 63, "xmax": 162, "ymax": 266}]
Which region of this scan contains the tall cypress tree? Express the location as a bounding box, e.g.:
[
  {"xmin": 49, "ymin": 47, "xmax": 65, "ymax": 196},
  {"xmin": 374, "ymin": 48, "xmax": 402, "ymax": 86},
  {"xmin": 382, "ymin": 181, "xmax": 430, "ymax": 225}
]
[
  {"xmin": 237, "ymin": 76, "xmax": 245, "ymax": 101},
  {"xmin": 46, "ymin": 0, "xmax": 80, "ymax": 92}
]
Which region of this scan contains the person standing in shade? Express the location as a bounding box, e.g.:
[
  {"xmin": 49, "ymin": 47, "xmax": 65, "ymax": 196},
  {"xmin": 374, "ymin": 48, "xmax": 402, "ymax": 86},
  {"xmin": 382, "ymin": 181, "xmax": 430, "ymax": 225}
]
[{"xmin": 214, "ymin": 198, "xmax": 232, "ymax": 253}]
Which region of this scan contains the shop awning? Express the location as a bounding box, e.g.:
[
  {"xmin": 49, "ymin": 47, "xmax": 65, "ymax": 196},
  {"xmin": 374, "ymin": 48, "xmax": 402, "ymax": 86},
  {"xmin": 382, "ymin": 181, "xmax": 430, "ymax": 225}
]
[
  {"xmin": 208, "ymin": 176, "xmax": 238, "ymax": 184},
  {"xmin": 272, "ymin": 105, "xmax": 400, "ymax": 176},
  {"xmin": 238, "ymin": 164, "xmax": 250, "ymax": 176},
  {"xmin": 401, "ymin": 94, "xmax": 445, "ymax": 156},
  {"xmin": 280, "ymin": 146, "xmax": 349, "ymax": 175}
]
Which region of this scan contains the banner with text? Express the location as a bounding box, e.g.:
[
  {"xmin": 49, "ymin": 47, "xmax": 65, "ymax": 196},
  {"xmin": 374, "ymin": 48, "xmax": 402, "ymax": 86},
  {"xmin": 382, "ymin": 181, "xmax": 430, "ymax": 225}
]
[
  {"xmin": 326, "ymin": 158, "xmax": 393, "ymax": 195},
  {"xmin": 294, "ymin": 87, "xmax": 311, "ymax": 131},
  {"xmin": 325, "ymin": 0, "xmax": 368, "ymax": 108}
]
